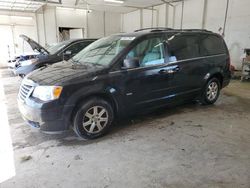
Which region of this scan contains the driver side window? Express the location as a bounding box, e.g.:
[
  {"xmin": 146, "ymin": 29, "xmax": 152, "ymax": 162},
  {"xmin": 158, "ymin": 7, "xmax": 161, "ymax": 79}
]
[{"xmin": 126, "ymin": 37, "xmax": 165, "ymax": 67}]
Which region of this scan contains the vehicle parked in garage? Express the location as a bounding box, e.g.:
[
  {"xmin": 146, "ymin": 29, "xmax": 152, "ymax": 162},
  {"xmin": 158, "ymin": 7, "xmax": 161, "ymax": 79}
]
[
  {"xmin": 14, "ymin": 35, "xmax": 96, "ymax": 77},
  {"xmin": 7, "ymin": 57, "xmax": 20, "ymax": 69},
  {"xmin": 17, "ymin": 28, "xmax": 231, "ymax": 139},
  {"xmin": 7, "ymin": 53, "xmax": 39, "ymax": 69},
  {"xmin": 8, "ymin": 35, "xmax": 49, "ymax": 69}
]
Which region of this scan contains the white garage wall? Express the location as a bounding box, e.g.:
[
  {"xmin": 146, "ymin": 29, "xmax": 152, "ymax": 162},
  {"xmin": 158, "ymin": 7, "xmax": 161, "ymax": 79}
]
[
  {"xmin": 224, "ymin": 0, "xmax": 250, "ymax": 69},
  {"xmin": 36, "ymin": 7, "xmax": 121, "ymax": 41},
  {"xmin": 87, "ymin": 11, "xmax": 105, "ymax": 38},
  {"xmin": 0, "ymin": 26, "xmax": 13, "ymax": 66},
  {"xmin": 56, "ymin": 8, "xmax": 87, "ymax": 29},
  {"xmin": 121, "ymin": 0, "xmax": 250, "ymax": 69},
  {"xmin": 0, "ymin": 11, "xmax": 37, "ymax": 65},
  {"xmin": 178, "ymin": 0, "xmax": 250, "ymax": 69},
  {"xmin": 155, "ymin": 3, "xmax": 175, "ymax": 28},
  {"xmin": 122, "ymin": 10, "xmax": 140, "ymax": 33},
  {"xmin": 156, "ymin": 4, "xmax": 167, "ymax": 27},
  {"xmin": 36, "ymin": 13, "xmax": 46, "ymax": 47},
  {"xmin": 43, "ymin": 6, "xmax": 58, "ymax": 45},
  {"xmin": 56, "ymin": 8, "xmax": 88, "ymax": 38},
  {"xmin": 12, "ymin": 25, "xmax": 37, "ymax": 55},
  {"xmin": 0, "ymin": 6, "xmax": 121, "ymax": 66},
  {"xmin": 105, "ymin": 12, "xmax": 121, "ymax": 36},
  {"xmin": 142, "ymin": 9, "xmax": 157, "ymax": 28},
  {"xmin": 122, "ymin": 9, "xmax": 158, "ymax": 33},
  {"xmin": 173, "ymin": 3, "xmax": 182, "ymax": 29},
  {"xmin": 57, "ymin": 10, "xmax": 121, "ymax": 39},
  {"xmin": 182, "ymin": 0, "xmax": 204, "ymax": 29},
  {"xmin": 204, "ymin": 0, "xmax": 226, "ymax": 32},
  {"xmin": 168, "ymin": 5, "xmax": 174, "ymax": 28}
]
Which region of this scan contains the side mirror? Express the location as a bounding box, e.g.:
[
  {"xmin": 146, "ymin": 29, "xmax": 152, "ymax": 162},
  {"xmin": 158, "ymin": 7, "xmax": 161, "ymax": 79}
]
[
  {"xmin": 63, "ymin": 50, "xmax": 72, "ymax": 60},
  {"xmin": 64, "ymin": 50, "xmax": 72, "ymax": 56},
  {"xmin": 122, "ymin": 58, "xmax": 140, "ymax": 69}
]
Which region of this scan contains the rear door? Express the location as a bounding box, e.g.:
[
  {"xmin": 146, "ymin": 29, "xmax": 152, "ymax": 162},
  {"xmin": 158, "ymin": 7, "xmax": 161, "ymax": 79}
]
[
  {"xmin": 199, "ymin": 34, "xmax": 230, "ymax": 80},
  {"xmin": 165, "ymin": 33, "xmax": 208, "ymax": 101}
]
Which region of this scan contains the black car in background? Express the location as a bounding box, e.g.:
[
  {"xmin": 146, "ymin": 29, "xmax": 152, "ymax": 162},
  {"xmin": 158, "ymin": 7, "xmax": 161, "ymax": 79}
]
[
  {"xmin": 18, "ymin": 28, "xmax": 231, "ymax": 139},
  {"xmin": 14, "ymin": 35, "xmax": 96, "ymax": 77}
]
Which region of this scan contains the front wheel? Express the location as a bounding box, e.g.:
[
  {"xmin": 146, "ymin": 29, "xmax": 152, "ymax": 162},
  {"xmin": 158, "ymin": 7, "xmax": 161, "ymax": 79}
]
[
  {"xmin": 200, "ymin": 77, "xmax": 221, "ymax": 105},
  {"xmin": 73, "ymin": 98, "xmax": 114, "ymax": 139},
  {"xmin": 19, "ymin": 74, "xmax": 25, "ymax": 78}
]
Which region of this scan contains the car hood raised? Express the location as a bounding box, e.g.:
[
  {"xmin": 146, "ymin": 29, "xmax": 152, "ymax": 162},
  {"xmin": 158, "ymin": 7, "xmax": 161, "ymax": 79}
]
[
  {"xmin": 26, "ymin": 61, "xmax": 104, "ymax": 85},
  {"xmin": 20, "ymin": 35, "xmax": 49, "ymax": 55}
]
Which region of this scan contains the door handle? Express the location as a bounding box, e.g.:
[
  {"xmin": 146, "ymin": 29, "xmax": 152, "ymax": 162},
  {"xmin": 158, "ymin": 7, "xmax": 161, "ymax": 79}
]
[
  {"xmin": 159, "ymin": 69, "xmax": 168, "ymax": 74},
  {"xmin": 172, "ymin": 66, "xmax": 180, "ymax": 72},
  {"xmin": 159, "ymin": 66, "xmax": 180, "ymax": 74}
]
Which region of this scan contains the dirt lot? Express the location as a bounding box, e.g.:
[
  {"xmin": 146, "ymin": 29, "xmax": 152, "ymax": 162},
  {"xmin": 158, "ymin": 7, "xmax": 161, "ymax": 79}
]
[{"xmin": 0, "ymin": 68, "xmax": 250, "ymax": 188}]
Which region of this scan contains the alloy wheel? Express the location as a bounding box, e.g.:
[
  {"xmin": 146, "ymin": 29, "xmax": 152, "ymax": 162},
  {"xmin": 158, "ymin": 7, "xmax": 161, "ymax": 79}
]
[
  {"xmin": 82, "ymin": 106, "xmax": 109, "ymax": 134},
  {"xmin": 206, "ymin": 81, "xmax": 219, "ymax": 101}
]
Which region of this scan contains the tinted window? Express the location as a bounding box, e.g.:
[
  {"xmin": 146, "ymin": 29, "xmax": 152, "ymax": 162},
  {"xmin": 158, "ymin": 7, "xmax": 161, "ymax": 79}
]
[
  {"xmin": 126, "ymin": 37, "xmax": 165, "ymax": 67},
  {"xmin": 166, "ymin": 34, "xmax": 200, "ymax": 61},
  {"xmin": 46, "ymin": 40, "xmax": 72, "ymax": 54},
  {"xmin": 65, "ymin": 41, "xmax": 91, "ymax": 56},
  {"xmin": 200, "ymin": 34, "xmax": 226, "ymax": 56}
]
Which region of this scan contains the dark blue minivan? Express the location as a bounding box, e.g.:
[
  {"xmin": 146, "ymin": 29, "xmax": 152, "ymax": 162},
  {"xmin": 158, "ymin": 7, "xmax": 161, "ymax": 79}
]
[{"xmin": 18, "ymin": 28, "xmax": 231, "ymax": 139}]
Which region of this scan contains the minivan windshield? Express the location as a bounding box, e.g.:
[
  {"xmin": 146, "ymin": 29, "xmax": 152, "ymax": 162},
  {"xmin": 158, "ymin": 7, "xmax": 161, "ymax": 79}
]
[
  {"xmin": 71, "ymin": 35, "xmax": 134, "ymax": 66},
  {"xmin": 47, "ymin": 40, "xmax": 72, "ymax": 54}
]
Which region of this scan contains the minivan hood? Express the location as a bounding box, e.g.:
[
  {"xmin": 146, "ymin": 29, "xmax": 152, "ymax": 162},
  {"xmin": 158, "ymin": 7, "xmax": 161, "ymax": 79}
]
[
  {"xmin": 26, "ymin": 61, "xmax": 104, "ymax": 85},
  {"xmin": 20, "ymin": 35, "xmax": 49, "ymax": 55}
]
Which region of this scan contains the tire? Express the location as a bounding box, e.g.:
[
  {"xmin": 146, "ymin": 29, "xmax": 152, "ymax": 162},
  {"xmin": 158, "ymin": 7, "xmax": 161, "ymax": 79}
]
[
  {"xmin": 73, "ymin": 97, "xmax": 114, "ymax": 139},
  {"xmin": 200, "ymin": 77, "xmax": 221, "ymax": 105},
  {"xmin": 19, "ymin": 74, "xmax": 25, "ymax": 78}
]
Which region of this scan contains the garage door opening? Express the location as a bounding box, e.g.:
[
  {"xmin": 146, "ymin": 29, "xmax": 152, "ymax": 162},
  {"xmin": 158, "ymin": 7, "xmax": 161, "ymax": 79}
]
[{"xmin": 58, "ymin": 27, "xmax": 84, "ymax": 42}]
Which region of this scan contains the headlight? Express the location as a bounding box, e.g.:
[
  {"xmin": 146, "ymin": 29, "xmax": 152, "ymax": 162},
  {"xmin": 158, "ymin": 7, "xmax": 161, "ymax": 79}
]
[
  {"xmin": 21, "ymin": 59, "xmax": 37, "ymax": 66},
  {"xmin": 32, "ymin": 86, "xmax": 63, "ymax": 101}
]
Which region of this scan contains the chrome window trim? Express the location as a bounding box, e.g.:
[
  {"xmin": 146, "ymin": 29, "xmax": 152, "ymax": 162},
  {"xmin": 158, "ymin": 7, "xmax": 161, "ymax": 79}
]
[{"xmin": 109, "ymin": 53, "xmax": 226, "ymax": 74}]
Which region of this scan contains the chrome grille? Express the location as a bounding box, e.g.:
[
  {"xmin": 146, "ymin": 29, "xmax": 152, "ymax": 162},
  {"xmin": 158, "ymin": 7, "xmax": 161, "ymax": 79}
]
[{"xmin": 18, "ymin": 80, "xmax": 34, "ymax": 101}]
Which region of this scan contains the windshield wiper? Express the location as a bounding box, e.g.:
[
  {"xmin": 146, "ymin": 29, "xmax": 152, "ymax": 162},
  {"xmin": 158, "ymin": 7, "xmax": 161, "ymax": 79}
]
[
  {"xmin": 70, "ymin": 59, "xmax": 81, "ymax": 65},
  {"xmin": 90, "ymin": 63, "xmax": 103, "ymax": 67},
  {"xmin": 70, "ymin": 59, "xmax": 104, "ymax": 68},
  {"xmin": 71, "ymin": 64, "xmax": 88, "ymax": 69}
]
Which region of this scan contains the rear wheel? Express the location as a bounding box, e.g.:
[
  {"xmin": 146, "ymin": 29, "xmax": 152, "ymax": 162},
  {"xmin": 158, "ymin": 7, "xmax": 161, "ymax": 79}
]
[
  {"xmin": 200, "ymin": 77, "xmax": 221, "ymax": 105},
  {"xmin": 73, "ymin": 98, "xmax": 114, "ymax": 139}
]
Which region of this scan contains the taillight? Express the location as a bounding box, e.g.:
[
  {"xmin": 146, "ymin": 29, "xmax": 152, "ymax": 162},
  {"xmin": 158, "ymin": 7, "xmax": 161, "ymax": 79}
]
[
  {"xmin": 230, "ymin": 64, "xmax": 235, "ymax": 72},
  {"xmin": 229, "ymin": 57, "xmax": 235, "ymax": 72},
  {"xmin": 227, "ymin": 55, "xmax": 234, "ymax": 72}
]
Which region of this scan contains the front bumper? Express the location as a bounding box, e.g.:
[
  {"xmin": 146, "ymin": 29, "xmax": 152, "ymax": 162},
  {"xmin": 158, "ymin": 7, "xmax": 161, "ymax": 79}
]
[
  {"xmin": 7, "ymin": 62, "xmax": 16, "ymax": 69},
  {"xmin": 13, "ymin": 65, "xmax": 35, "ymax": 76},
  {"xmin": 18, "ymin": 98, "xmax": 74, "ymax": 132}
]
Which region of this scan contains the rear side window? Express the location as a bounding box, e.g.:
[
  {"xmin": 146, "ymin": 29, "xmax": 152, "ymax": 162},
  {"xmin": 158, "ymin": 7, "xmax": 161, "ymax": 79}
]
[
  {"xmin": 166, "ymin": 34, "xmax": 200, "ymax": 61},
  {"xmin": 200, "ymin": 34, "xmax": 227, "ymax": 56}
]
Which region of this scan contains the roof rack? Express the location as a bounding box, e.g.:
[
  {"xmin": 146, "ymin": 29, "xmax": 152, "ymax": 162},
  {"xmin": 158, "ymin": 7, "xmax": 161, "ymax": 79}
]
[
  {"xmin": 180, "ymin": 29, "xmax": 212, "ymax": 33},
  {"xmin": 134, "ymin": 28, "xmax": 212, "ymax": 33},
  {"xmin": 134, "ymin": 27, "xmax": 173, "ymax": 32}
]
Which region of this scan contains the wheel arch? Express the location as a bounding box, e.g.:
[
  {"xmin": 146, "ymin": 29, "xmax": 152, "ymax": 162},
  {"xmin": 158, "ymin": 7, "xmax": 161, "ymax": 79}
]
[
  {"xmin": 204, "ymin": 71, "xmax": 224, "ymax": 87},
  {"xmin": 210, "ymin": 72, "xmax": 223, "ymax": 87},
  {"xmin": 69, "ymin": 92, "xmax": 118, "ymax": 127}
]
